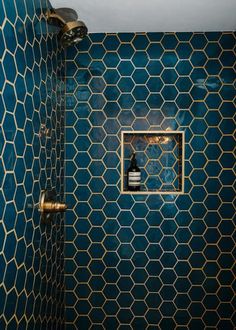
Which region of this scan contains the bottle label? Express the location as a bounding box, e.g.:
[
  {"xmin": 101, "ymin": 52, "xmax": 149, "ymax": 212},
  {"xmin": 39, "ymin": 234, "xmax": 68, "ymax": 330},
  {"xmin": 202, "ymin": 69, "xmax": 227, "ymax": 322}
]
[{"xmin": 128, "ymin": 172, "xmax": 141, "ymax": 186}]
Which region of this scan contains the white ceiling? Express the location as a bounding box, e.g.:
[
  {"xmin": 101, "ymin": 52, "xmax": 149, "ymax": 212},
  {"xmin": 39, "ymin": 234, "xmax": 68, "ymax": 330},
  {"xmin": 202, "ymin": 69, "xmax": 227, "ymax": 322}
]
[{"xmin": 51, "ymin": 0, "xmax": 236, "ymax": 33}]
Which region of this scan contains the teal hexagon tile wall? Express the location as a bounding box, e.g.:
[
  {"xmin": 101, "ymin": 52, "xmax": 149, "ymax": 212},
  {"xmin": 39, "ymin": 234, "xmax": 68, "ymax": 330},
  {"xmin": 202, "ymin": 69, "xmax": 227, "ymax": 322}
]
[
  {"xmin": 65, "ymin": 32, "xmax": 235, "ymax": 329},
  {"xmin": 0, "ymin": 0, "xmax": 65, "ymax": 329}
]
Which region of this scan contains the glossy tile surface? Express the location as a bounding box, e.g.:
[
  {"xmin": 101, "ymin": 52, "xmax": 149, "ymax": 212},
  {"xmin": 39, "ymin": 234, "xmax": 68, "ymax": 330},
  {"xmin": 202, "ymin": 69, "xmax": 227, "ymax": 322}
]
[
  {"xmin": 0, "ymin": 0, "xmax": 65, "ymax": 329},
  {"xmin": 65, "ymin": 32, "xmax": 235, "ymax": 329}
]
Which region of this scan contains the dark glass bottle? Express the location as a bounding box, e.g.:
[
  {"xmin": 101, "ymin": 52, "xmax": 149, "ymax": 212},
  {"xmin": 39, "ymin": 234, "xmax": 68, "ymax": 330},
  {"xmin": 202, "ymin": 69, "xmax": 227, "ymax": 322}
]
[{"xmin": 127, "ymin": 152, "xmax": 141, "ymax": 191}]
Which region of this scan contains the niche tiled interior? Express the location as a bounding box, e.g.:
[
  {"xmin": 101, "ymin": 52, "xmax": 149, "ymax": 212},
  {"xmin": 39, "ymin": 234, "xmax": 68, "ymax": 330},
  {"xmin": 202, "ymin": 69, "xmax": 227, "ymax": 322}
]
[
  {"xmin": 65, "ymin": 32, "xmax": 235, "ymax": 329},
  {"xmin": 121, "ymin": 131, "xmax": 184, "ymax": 193}
]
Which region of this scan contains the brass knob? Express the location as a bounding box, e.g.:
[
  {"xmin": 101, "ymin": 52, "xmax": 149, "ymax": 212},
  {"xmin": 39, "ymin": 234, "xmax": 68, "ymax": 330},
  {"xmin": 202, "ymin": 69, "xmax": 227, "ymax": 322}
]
[
  {"xmin": 39, "ymin": 191, "xmax": 68, "ymax": 214},
  {"xmin": 40, "ymin": 201, "xmax": 67, "ymax": 213}
]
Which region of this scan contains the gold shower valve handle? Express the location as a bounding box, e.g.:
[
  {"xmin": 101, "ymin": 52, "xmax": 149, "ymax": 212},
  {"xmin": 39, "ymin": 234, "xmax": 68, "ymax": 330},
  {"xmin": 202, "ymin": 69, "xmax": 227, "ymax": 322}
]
[
  {"xmin": 40, "ymin": 201, "xmax": 67, "ymax": 213},
  {"xmin": 39, "ymin": 191, "xmax": 68, "ymax": 214}
]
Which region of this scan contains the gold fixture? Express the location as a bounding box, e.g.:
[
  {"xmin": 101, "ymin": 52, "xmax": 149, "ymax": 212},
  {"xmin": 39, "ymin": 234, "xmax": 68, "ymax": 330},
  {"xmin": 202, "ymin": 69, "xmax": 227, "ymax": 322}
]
[
  {"xmin": 39, "ymin": 190, "xmax": 67, "ymax": 223},
  {"xmin": 45, "ymin": 10, "xmax": 66, "ymax": 25},
  {"xmin": 45, "ymin": 8, "xmax": 88, "ymax": 47}
]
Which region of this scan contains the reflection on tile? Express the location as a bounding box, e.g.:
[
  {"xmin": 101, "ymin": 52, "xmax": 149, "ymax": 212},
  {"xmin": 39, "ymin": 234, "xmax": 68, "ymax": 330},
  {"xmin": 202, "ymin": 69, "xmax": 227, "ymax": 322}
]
[{"xmin": 65, "ymin": 32, "xmax": 236, "ymax": 327}]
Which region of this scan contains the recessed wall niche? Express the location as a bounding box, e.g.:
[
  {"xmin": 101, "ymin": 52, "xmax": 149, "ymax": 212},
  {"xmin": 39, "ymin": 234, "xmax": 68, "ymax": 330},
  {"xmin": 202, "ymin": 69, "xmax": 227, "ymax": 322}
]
[{"xmin": 121, "ymin": 131, "xmax": 185, "ymax": 194}]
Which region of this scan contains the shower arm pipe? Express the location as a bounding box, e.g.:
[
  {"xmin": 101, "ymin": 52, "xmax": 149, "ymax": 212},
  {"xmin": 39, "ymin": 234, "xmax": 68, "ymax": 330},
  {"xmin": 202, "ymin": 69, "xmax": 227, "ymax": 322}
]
[{"xmin": 45, "ymin": 10, "xmax": 66, "ymax": 27}]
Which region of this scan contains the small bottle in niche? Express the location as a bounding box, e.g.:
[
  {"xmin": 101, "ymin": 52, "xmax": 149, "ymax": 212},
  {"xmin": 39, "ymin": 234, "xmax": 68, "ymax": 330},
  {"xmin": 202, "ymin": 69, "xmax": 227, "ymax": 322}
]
[{"xmin": 127, "ymin": 152, "xmax": 141, "ymax": 191}]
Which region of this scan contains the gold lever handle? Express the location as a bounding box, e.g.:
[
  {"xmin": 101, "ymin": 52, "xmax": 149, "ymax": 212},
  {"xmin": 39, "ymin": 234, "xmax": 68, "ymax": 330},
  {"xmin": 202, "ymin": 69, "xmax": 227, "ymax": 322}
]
[
  {"xmin": 39, "ymin": 191, "xmax": 68, "ymax": 214},
  {"xmin": 40, "ymin": 201, "xmax": 68, "ymax": 213}
]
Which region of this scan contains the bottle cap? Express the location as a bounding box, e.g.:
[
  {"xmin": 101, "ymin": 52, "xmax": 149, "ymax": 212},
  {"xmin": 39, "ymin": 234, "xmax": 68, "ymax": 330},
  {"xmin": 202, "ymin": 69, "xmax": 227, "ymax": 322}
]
[{"xmin": 131, "ymin": 152, "xmax": 137, "ymax": 166}]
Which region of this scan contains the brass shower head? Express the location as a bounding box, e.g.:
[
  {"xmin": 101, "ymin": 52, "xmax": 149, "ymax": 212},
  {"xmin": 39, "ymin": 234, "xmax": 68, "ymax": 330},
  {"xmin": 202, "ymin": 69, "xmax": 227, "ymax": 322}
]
[{"xmin": 46, "ymin": 8, "xmax": 88, "ymax": 47}]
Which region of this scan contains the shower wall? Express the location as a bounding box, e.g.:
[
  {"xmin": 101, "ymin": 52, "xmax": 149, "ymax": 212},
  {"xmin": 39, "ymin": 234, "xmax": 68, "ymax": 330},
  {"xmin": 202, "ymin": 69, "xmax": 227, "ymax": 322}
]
[
  {"xmin": 65, "ymin": 33, "xmax": 235, "ymax": 328},
  {"xmin": 0, "ymin": 0, "xmax": 65, "ymax": 329}
]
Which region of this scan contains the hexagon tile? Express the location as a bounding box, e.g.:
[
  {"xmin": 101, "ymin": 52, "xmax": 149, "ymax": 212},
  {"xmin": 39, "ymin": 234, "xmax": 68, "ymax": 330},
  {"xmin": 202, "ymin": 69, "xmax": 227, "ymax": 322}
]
[
  {"xmin": 65, "ymin": 32, "xmax": 236, "ymax": 329},
  {"xmin": 0, "ymin": 0, "xmax": 65, "ymax": 329}
]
